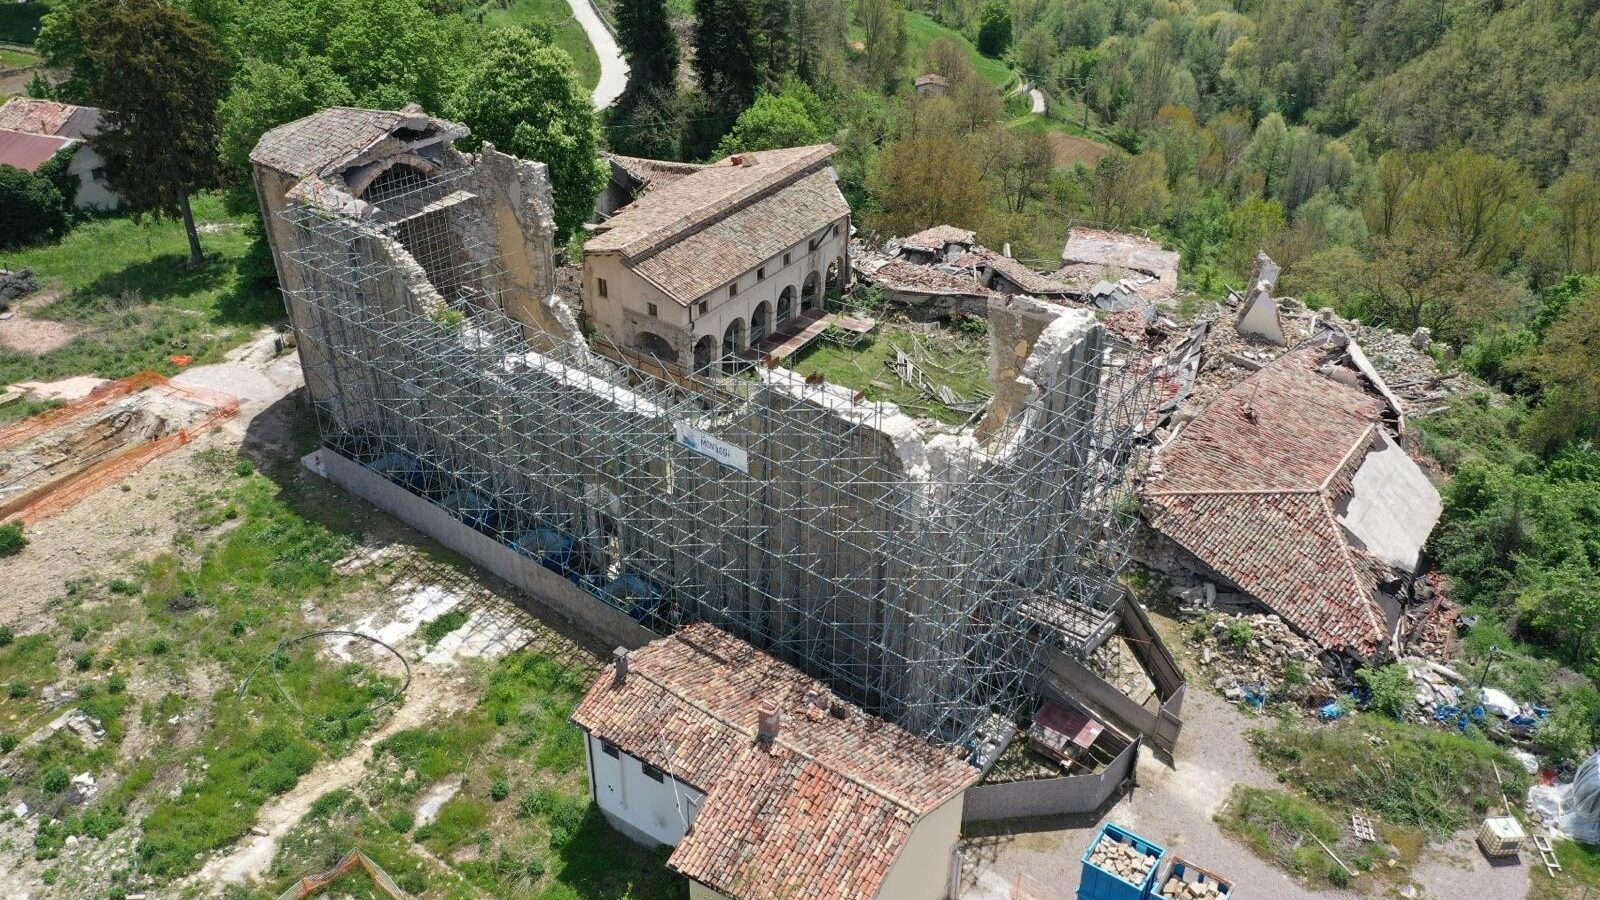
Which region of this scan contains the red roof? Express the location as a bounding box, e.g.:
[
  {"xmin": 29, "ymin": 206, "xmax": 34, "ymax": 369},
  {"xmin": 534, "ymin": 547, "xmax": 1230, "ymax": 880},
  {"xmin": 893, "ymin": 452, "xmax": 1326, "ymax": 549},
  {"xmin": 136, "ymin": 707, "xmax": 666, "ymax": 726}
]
[
  {"xmin": 1144, "ymin": 348, "xmax": 1392, "ymax": 655},
  {"xmin": 572, "ymin": 623, "xmax": 978, "ymax": 899},
  {"xmin": 0, "ymin": 128, "xmax": 74, "ymax": 173}
]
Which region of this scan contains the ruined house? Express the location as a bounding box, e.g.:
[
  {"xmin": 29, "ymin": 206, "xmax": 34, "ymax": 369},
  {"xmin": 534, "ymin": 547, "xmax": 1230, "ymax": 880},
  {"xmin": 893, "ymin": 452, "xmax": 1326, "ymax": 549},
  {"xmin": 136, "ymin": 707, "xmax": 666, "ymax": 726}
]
[
  {"xmin": 582, "ymin": 144, "xmax": 852, "ymax": 373},
  {"xmin": 914, "ymin": 73, "xmax": 950, "ymax": 97},
  {"xmin": 0, "ymin": 97, "xmax": 119, "ymax": 210},
  {"xmin": 1057, "ymin": 227, "xmax": 1180, "ymax": 302},
  {"xmin": 573, "ymin": 624, "xmax": 977, "ymax": 900},
  {"xmin": 1141, "ymin": 342, "xmax": 1442, "ymax": 658}
]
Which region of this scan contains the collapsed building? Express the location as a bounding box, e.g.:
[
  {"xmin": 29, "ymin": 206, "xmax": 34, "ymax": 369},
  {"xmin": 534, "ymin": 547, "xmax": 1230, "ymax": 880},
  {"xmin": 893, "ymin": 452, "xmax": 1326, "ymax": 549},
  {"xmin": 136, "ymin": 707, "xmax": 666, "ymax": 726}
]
[
  {"xmin": 1140, "ymin": 340, "xmax": 1443, "ymax": 659},
  {"xmin": 250, "ymin": 110, "xmax": 1187, "ymax": 894}
]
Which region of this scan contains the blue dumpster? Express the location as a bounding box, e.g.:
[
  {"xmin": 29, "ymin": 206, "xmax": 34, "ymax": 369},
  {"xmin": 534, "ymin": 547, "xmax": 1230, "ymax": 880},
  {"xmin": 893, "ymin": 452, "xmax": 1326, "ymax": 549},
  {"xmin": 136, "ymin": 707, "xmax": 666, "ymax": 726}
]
[{"xmin": 1078, "ymin": 823, "xmax": 1165, "ymax": 900}]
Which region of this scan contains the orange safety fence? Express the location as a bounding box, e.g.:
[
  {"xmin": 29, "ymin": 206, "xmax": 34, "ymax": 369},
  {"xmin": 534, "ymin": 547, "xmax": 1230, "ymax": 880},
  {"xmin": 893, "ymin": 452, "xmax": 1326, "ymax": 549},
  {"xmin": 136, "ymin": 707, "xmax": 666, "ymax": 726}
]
[
  {"xmin": 0, "ymin": 371, "xmax": 168, "ymax": 450},
  {"xmin": 0, "ymin": 375, "xmax": 239, "ymax": 525}
]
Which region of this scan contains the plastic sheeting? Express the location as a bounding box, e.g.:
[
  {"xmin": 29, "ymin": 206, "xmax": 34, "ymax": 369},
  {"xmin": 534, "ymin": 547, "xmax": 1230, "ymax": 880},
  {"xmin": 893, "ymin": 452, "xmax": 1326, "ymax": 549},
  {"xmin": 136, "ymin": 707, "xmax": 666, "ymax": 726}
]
[{"xmin": 1563, "ymin": 751, "xmax": 1600, "ymax": 846}]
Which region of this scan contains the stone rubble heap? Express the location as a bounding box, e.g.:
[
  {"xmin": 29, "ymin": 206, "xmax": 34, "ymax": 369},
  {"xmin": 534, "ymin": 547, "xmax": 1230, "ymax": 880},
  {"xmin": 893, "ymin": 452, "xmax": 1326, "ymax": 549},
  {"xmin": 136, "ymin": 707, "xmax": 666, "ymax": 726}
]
[
  {"xmin": 0, "ymin": 267, "xmax": 38, "ymax": 308},
  {"xmin": 1088, "ymin": 835, "xmax": 1156, "ymax": 885},
  {"xmin": 1159, "ymin": 875, "xmax": 1228, "ymax": 899},
  {"xmin": 1187, "ymin": 612, "xmax": 1336, "ymax": 705}
]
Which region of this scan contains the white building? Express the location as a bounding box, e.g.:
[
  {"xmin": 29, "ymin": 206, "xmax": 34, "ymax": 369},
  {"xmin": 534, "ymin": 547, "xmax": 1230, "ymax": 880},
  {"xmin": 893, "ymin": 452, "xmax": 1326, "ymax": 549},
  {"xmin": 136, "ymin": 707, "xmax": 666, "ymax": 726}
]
[
  {"xmin": 582, "ymin": 144, "xmax": 851, "ymax": 373},
  {"xmin": 0, "ymin": 98, "xmax": 121, "ymax": 210},
  {"xmin": 571, "ymin": 624, "xmax": 979, "ymax": 900}
]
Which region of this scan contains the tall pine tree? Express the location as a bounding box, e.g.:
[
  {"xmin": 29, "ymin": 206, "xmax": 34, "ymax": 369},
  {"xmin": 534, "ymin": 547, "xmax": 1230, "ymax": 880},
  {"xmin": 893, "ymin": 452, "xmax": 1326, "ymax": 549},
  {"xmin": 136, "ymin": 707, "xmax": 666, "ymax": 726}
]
[
  {"xmin": 616, "ymin": 0, "xmax": 679, "ymax": 103},
  {"xmin": 759, "ymin": 0, "xmax": 794, "ymax": 87},
  {"xmin": 693, "ymin": 0, "xmax": 759, "ymax": 108}
]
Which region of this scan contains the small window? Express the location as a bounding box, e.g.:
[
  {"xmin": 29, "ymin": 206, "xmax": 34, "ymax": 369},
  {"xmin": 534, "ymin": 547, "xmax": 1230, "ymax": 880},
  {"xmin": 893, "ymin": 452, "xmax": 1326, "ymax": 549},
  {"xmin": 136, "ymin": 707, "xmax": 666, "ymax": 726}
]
[
  {"xmin": 783, "ymin": 252, "xmax": 791, "ymax": 266},
  {"xmin": 757, "ymin": 266, "xmax": 766, "ymax": 281},
  {"xmin": 699, "ymin": 300, "xmax": 709, "ymax": 314},
  {"xmin": 641, "ymin": 762, "xmax": 666, "ymax": 783},
  {"xmin": 601, "ymin": 740, "xmax": 621, "ymax": 759},
  {"xmin": 598, "ymin": 277, "xmax": 608, "ymax": 298},
  {"xmin": 647, "ymin": 302, "xmax": 658, "ymax": 317},
  {"xmin": 728, "ymin": 282, "xmax": 738, "ymax": 298}
]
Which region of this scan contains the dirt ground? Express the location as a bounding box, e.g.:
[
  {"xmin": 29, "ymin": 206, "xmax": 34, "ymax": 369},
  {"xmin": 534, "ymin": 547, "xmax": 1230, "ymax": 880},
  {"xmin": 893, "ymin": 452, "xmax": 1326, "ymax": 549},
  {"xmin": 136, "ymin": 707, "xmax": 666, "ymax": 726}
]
[
  {"xmin": 0, "ymin": 289, "xmax": 85, "ymax": 356},
  {"xmin": 1047, "ymin": 133, "xmax": 1112, "ymax": 168}
]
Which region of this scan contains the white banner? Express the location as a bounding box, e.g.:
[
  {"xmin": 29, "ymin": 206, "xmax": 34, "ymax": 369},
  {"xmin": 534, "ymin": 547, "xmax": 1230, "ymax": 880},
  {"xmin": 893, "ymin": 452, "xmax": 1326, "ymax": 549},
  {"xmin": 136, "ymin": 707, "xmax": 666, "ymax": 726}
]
[{"xmin": 674, "ymin": 422, "xmax": 749, "ymax": 474}]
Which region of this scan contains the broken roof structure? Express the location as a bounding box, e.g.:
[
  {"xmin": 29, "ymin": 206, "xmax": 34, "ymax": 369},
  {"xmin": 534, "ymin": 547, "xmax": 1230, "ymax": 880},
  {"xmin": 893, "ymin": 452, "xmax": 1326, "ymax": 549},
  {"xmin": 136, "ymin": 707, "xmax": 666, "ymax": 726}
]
[
  {"xmin": 0, "ymin": 98, "xmax": 104, "ymax": 141},
  {"xmin": 0, "ymin": 128, "xmax": 74, "ymax": 173},
  {"xmin": 585, "ymin": 144, "xmax": 847, "ymax": 307},
  {"xmin": 1060, "ymin": 227, "xmax": 1180, "ymax": 296},
  {"xmin": 573, "ymin": 623, "xmax": 978, "ymax": 899},
  {"xmin": 250, "ymin": 104, "xmax": 467, "ymax": 183},
  {"xmin": 1143, "ymin": 346, "xmax": 1442, "ymax": 656}
]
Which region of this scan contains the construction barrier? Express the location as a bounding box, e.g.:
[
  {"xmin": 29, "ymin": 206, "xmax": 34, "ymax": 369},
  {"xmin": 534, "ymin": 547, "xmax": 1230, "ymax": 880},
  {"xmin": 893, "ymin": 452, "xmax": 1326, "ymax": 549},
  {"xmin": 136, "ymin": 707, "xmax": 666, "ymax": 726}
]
[{"xmin": 274, "ymin": 849, "xmax": 409, "ymax": 900}]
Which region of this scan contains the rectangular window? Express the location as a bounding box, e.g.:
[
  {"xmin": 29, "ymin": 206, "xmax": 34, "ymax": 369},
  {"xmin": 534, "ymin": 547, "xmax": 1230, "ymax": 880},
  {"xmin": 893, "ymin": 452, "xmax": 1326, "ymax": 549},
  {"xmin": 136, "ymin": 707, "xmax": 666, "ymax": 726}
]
[
  {"xmin": 699, "ymin": 300, "xmax": 709, "ymax": 313},
  {"xmin": 598, "ymin": 277, "xmax": 608, "ymax": 298},
  {"xmin": 641, "ymin": 762, "xmax": 666, "ymax": 783},
  {"xmin": 601, "ymin": 740, "xmax": 621, "ymax": 759},
  {"xmin": 783, "ymin": 252, "xmax": 791, "ymax": 266},
  {"xmin": 757, "ymin": 266, "xmax": 766, "ymax": 281},
  {"xmin": 728, "ymin": 282, "xmax": 738, "ymax": 298},
  {"xmin": 647, "ymin": 302, "xmax": 657, "ymax": 317}
]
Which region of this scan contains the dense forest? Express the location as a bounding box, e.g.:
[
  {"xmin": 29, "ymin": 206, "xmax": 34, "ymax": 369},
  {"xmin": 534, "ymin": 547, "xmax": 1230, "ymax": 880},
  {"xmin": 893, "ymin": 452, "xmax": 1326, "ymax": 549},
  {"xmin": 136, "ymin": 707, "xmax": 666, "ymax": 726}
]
[{"xmin": 15, "ymin": 0, "xmax": 1600, "ymax": 748}]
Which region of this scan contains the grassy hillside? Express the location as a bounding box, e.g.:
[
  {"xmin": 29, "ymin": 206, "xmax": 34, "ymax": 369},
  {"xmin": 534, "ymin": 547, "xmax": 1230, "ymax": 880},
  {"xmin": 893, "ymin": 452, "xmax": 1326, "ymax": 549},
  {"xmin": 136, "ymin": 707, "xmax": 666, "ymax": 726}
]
[{"xmin": 904, "ymin": 11, "xmax": 1011, "ymax": 90}]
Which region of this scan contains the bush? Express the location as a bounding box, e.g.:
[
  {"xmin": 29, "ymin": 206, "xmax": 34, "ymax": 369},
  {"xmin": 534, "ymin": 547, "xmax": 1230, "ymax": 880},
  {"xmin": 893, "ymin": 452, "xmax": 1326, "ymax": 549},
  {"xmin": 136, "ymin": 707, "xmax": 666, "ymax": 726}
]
[
  {"xmin": 0, "ymin": 165, "xmax": 67, "ymax": 249},
  {"xmin": 421, "ymin": 609, "xmax": 469, "ymax": 646},
  {"xmin": 1359, "ymin": 664, "xmax": 1414, "ymax": 719},
  {"xmin": 8, "ymin": 681, "xmax": 27, "ymax": 699},
  {"xmin": 0, "ymin": 733, "xmax": 17, "ymax": 752},
  {"xmin": 0, "ymin": 523, "xmax": 26, "ymax": 558},
  {"xmin": 70, "ymin": 624, "xmax": 89, "ymax": 641},
  {"xmin": 0, "ymin": 626, "xmax": 12, "ymax": 646},
  {"xmin": 976, "ymin": 0, "xmax": 1012, "ymax": 56},
  {"xmin": 490, "ymin": 777, "xmax": 509, "ymax": 802},
  {"xmin": 40, "ymin": 766, "xmax": 69, "ymax": 794},
  {"xmin": 1225, "ymin": 620, "xmax": 1255, "ymax": 650},
  {"xmin": 74, "ymin": 651, "xmax": 93, "ymax": 671}
]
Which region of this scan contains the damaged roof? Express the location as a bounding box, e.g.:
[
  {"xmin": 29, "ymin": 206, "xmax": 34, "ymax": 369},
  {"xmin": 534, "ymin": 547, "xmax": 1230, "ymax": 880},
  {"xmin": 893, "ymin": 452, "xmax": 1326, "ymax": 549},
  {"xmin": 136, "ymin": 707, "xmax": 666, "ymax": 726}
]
[
  {"xmin": 901, "ymin": 224, "xmax": 975, "ymax": 253},
  {"xmin": 250, "ymin": 105, "xmax": 465, "ymax": 179},
  {"xmin": 604, "ymin": 152, "xmax": 706, "ymax": 189},
  {"xmin": 0, "ymin": 98, "xmax": 103, "ymax": 140},
  {"xmin": 980, "ymin": 250, "xmax": 1075, "ymax": 296},
  {"xmin": 0, "ymin": 128, "xmax": 74, "ymax": 173},
  {"xmin": 1144, "ymin": 348, "xmax": 1397, "ymax": 655},
  {"xmin": 572, "ymin": 623, "xmax": 977, "ymax": 900},
  {"xmin": 1061, "ymin": 227, "xmax": 1179, "ymax": 292}
]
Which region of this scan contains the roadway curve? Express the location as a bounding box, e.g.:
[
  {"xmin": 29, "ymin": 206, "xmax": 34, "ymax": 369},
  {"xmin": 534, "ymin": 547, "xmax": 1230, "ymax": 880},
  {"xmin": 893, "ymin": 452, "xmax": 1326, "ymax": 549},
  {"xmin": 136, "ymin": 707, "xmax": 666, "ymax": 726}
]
[{"xmin": 566, "ymin": 0, "xmax": 629, "ymax": 108}]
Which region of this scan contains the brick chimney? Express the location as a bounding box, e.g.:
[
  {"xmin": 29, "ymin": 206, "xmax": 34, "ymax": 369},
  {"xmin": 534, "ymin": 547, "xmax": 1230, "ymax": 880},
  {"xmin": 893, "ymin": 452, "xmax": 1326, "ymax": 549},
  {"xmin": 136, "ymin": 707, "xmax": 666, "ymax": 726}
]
[
  {"xmin": 757, "ymin": 702, "xmax": 781, "ymax": 746},
  {"xmin": 613, "ymin": 647, "xmax": 629, "ymax": 685}
]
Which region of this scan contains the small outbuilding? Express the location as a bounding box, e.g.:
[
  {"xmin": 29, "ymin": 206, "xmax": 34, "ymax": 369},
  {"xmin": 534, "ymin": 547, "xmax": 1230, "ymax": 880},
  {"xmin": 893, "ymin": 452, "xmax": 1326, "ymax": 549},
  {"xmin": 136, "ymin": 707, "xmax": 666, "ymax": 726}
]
[{"xmin": 914, "ymin": 73, "xmax": 950, "ymax": 97}]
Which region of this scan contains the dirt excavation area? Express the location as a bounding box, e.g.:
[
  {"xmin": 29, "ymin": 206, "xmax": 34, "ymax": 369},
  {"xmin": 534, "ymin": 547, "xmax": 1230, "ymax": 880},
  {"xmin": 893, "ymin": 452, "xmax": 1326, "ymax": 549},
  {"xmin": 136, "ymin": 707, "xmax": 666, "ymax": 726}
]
[{"xmin": 0, "ymin": 331, "xmax": 676, "ymax": 899}]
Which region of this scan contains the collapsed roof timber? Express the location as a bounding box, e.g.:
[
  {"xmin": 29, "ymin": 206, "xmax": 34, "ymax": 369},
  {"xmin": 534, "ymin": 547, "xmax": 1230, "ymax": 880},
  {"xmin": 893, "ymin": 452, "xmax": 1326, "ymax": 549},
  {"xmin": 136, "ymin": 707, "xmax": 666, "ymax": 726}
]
[{"xmin": 249, "ymin": 105, "xmax": 1172, "ymax": 748}]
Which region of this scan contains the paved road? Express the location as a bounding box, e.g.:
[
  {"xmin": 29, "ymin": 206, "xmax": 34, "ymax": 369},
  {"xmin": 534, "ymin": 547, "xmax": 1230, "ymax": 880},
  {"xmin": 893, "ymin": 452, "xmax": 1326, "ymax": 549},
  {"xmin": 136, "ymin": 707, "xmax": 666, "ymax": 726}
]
[
  {"xmin": 565, "ymin": 0, "xmax": 628, "ymax": 108},
  {"xmin": 1028, "ymin": 87, "xmax": 1045, "ymax": 115}
]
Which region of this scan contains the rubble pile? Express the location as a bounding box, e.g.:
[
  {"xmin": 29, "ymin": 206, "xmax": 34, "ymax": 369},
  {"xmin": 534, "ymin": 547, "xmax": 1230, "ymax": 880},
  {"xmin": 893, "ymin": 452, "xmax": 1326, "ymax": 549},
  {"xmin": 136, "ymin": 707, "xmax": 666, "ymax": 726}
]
[
  {"xmin": 1187, "ymin": 613, "xmax": 1336, "ymax": 705},
  {"xmin": 0, "ymin": 267, "xmax": 38, "ymax": 309},
  {"xmin": 1159, "ymin": 875, "xmax": 1227, "ymax": 899},
  {"xmin": 1088, "ymin": 836, "xmax": 1156, "ymax": 884}
]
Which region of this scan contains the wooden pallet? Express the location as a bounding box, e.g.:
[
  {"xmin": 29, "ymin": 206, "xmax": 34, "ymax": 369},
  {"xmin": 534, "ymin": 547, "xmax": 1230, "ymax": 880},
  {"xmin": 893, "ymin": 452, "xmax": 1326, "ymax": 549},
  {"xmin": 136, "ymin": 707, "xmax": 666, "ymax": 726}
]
[{"xmin": 1533, "ymin": 833, "xmax": 1562, "ymax": 878}]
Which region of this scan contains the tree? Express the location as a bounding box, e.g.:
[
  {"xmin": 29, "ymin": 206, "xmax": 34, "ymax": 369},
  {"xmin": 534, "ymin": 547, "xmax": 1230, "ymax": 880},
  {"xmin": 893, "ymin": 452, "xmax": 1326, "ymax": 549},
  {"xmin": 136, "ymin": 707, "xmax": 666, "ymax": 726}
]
[
  {"xmin": 950, "ymin": 73, "xmax": 1003, "ymax": 132},
  {"xmin": 1086, "ymin": 151, "xmax": 1169, "ymax": 227},
  {"xmin": 616, "ymin": 0, "xmax": 680, "ymax": 102},
  {"xmin": 1016, "ymin": 25, "xmax": 1055, "ymax": 80},
  {"xmin": 1408, "ymin": 149, "xmax": 1532, "ymax": 269},
  {"xmin": 1548, "ymin": 172, "xmax": 1600, "ymax": 275},
  {"xmin": 858, "ymin": 0, "xmax": 906, "ymax": 93},
  {"xmin": 1362, "ymin": 231, "xmax": 1516, "ymax": 339},
  {"xmin": 1224, "ymin": 195, "xmax": 1284, "ymax": 274},
  {"xmin": 982, "ymin": 127, "xmax": 1052, "ymax": 213},
  {"xmin": 217, "ymin": 56, "xmax": 356, "ymax": 184},
  {"xmin": 79, "ymin": 0, "xmax": 227, "ymax": 267},
  {"xmin": 715, "ymin": 92, "xmax": 823, "ymax": 156},
  {"xmin": 694, "ymin": 0, "xmax": 760, "ymax": 107},
  {"xmin": 1365, "ymin": 150, "xmax": 1424, "ymax": 239},
  {"xmin": 0, "ymin": 165, "xmax": 68, "ymax": 249},
  {"xmin": 758, "ymin": 0, "xmax": 795, "ymax": 86},
  {"xmin": 976, "ymin": 0, "xmax": 1011, "ymax": 58},
  {"xmin": 451, "ymin": 28, "xmax": 607, "ymax": 241},
  {"xmin": 867, "ymin": 132, "xmax": 987, "ymax": 235},
  {"xmin": 924, "ymin": 37, "xmax": 971, "ymax": 86}
]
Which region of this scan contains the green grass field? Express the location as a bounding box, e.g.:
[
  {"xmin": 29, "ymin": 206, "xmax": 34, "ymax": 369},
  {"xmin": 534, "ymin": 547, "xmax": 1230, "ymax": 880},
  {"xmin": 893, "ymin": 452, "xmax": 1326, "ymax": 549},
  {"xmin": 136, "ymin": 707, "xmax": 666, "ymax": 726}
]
[
  {"xmin": 904, "ymin": 11, "xmax": 1012, "ymax": 90},
  {"xmin": 0, "ymin": 44, "xmax": 37, "ymax": 69},
  {"xmin": 788, "ymin": 320, "xmax": 990, "ymax": 425},
  {"xmin": 480, "ymin": 0, "xmax": 602, "ymax": 92},
  {"xmin": 0, "ymin": 193, "xmax": 280, "ymax": 387}
]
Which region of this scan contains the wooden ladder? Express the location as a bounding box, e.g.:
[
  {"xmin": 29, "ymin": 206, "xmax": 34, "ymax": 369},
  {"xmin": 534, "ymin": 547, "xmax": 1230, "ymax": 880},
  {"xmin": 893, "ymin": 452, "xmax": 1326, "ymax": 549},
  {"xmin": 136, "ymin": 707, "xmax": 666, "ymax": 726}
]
[{"xmin": 1532, "ymin": 833, "xmax": 1562, "ymax": 878}]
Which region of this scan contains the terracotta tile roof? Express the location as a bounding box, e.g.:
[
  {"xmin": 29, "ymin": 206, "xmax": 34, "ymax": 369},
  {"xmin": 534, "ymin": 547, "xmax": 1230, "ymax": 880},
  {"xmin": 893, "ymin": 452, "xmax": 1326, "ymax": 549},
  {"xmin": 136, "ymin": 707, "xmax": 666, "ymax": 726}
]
[
  {"xmin": 0, "ymin": 128, "xmax": 74, "ymax": 173},
  {"xmin": 1144, "ymin": 349, "xmax": 1392, "ymax": 654},
  {"xmin": 587, "ymin": 144, "xmax": 839, "ymax": 262},
  {"xmin": 249, "ymin": 105, "xmax": 464, "ymax": 179},
  {"xmin": 629, "ymin": 169, "xmax": 849, "ymax": 305},
  {"xmin": 605, "ymin": 153, "xmax": 706, "ymax": 188},
  {"xmin": 571, "ymin": 623, "xmax": 978, "ymax": 899},
  {"xmin": 901, "ymin": 224, "xmax": 975, "ymax": 253},
  {"xmin": 980, "ymin": 251, "xmax": 1075, "ymax": 295},
  {"xmin": 0, "ymin": 98, "xmax": 102, "ymax": 139}
]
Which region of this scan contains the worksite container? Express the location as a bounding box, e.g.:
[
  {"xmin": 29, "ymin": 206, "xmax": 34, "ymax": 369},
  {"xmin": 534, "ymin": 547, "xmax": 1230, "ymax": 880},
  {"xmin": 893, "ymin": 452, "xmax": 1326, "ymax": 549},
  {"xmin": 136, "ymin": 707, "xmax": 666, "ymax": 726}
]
[
  {"xmin": 1153, "ymin": 857, "xmax": 1232, "ymax": 899},
  {"xmin": 1078, "ymin": 823, "xmax": 1165, "ymax": 900},
  {"xmin": 1477, "ymin": 816, "xmax": 1526, "ymax": 857}
]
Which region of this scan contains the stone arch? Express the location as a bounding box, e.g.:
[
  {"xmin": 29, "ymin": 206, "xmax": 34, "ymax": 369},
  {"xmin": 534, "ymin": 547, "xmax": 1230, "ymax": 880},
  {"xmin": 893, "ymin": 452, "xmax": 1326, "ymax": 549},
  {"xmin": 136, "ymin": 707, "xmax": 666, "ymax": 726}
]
[
  {"xmin": 349, "ymin": 157, "xmax": 440, "ymax": 202},
  {"xmin": 801, "ymin": 271, "xmax": 821, "ymax": 310},
  {"xmin": 693, "ymin": 335, "xmax": 715, "ymax": 373},
  {"xmin": 634, "ymin": 330, "xmax": 677, "ymax": 364},
  {"xmin": 750, "ymin": 301, "xmax": 771, "ymax": 345},
  {"xmin": 721, "ymin": 318, "xmax": 746, "ymax": 373},
  {"xmin": 777, "ymin": 287, "xmax": 795, "ymax": 326}
]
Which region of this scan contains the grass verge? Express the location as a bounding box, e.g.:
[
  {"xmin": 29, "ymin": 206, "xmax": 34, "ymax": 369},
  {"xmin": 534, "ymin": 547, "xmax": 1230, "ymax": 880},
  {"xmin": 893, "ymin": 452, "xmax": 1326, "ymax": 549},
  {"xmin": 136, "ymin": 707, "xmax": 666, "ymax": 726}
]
[
  {"xmin": 1528, "ymin": 839, "xmax": 1600, "ymax": 899},
  {"xmin": 904, "ymin": 11, "xmax": 1012, "ymax": 90},
  {"xmin": 788, "ymin": 321, "xmax": 989, "ymax": 425},
  {"xmin": 0, "ymin": 192, "xmax": 280, "ymax": 386},
  {"xmin": 1217, "ymin": 785, "xmax": 1420, "ymax": 890}
]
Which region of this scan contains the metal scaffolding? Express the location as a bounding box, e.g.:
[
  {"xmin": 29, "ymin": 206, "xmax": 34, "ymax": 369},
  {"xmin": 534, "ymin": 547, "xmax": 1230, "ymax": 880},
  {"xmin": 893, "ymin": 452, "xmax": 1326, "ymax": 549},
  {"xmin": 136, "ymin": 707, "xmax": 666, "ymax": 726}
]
[{"xmin": 277, "ymin": 162, "xmax": 1162, "ymax": 746}]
